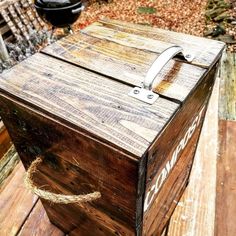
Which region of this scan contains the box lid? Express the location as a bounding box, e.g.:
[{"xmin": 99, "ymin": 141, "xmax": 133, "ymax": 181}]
[{"xmin": 0, "ymin": 20, "xmax": 224, "ymax": 159}]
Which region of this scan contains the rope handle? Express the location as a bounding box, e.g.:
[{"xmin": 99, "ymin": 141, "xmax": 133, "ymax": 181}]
[{"xmin": 24, "ymin": 157, "xmax": 101, "ymax": 204}]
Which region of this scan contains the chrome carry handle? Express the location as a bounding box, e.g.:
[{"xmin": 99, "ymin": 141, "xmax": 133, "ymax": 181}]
[{"xmin": 129, "ymin": 45, "xmax": 194, "ymax": 104}]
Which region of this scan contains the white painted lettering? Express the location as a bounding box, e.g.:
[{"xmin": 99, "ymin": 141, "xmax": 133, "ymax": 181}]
[{"xmin": 144, "ymin": 105, "xmax": 206, "ymax": 212}]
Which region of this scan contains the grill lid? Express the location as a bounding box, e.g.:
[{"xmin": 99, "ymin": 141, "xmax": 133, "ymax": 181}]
[{"xmin": 35, "ymin": 0, "xmax": 80, "ymax": 8}]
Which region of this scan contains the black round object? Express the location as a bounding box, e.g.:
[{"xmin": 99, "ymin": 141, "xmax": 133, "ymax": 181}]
[{"xmin": 35, "ymin": 0, "xmax": 83, "ymax": 28}]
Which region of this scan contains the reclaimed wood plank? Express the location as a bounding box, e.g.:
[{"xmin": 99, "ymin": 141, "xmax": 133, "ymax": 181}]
[
  {"xmin": 0, "ymin": 145, "xmax": 19, "ymax": 187},
  {"xmin": 0, "ymin": 162, "xmax": 38, "ymax": 236},
  {"xmin": 0, "ymin": 53, "xmax": 179, "ymax": 157},
  {"xmin": 0, "ymin": 121, "xmax": 12, "ymax": 159},
  {"xmin": 215, "ymin": 120, "xmax": 236, "ymax": 236},
  {"xmin": 18, "ymin": 200, "xmax": 64, "ymax": 236},
  {"xmin": 42, "ymin": 32, "xmax": 206, "ymax": 102},
  {"xmin": 91, "ymin": 19, "xmax": 225, "ymax": 68},
  {"xmin": 219, "ymin": 52, "xmax": 236, "ymax": 120},
  {"xmin": 167, "ymin": 76, "xmax": 220, "ymax": 236},
  {"xmin": 142, "ymin": 61, "xmax": 219, "ymax": 235},
  {"xmin": 0, "ymin": 96, "xmax": 141, "ymax": 234}
]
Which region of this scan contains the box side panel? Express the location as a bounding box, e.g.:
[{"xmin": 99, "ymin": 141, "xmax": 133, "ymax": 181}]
[
  {"xmin": 142, "ymin": 62, "xmax": 219, "ymax": 235},
  {"xmin": 0, "ymin": 97, "xmax": 140, "ymax": 236}
]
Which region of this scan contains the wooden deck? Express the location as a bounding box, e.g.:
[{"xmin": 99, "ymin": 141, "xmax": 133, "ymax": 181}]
[{"xmin": 0, "ymin": 53, "xmax": 235, "ymax": 236}]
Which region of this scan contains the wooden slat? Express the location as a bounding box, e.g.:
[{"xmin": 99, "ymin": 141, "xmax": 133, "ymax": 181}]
[
  {"xmin": 0, "ymin": 121, "xmax": 11, "ymax": 159},
  {"xmin": 167, "ymin": 76, "xmax": 220, "ymax": 236},
  {"xmin": 0, "ymin": 24, "xmax": 10, "ymax": 35},
  {"xmin": 219, "ymin": 52, "xmax": 236, "ymax": 120},
  {"xmin": 91, "ymin": 19, "xmax": 225, "ymax": 68},
  {"xmin": 0, "ymin": 53, "xmax": 179, "ymax": 157},
  {"xmin": 215, "ymin": 120, "xmax": 236, "ymax": 236},
  {"xmin": 0, "ymin": 95, "xmax": 142, "ymax": 234},
  {"xmin": 0, "ymin": 145, "xmax": 18, "ymax": 187},
  {"xmin": 0, "ymin": 163, "xmax": 38, "ymax": 235},
  {"xmin": 18, "ymin": 201, "xmax": 64, "ymax": 236},
  {"xmin": 42, "ymin": 32, "xmax": 206, "ymax": 102}
]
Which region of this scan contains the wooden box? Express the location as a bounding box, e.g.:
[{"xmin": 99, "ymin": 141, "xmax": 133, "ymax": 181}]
[{"xmin": 0, "ymin": 19, "xmax": 224, "ymax": 235}]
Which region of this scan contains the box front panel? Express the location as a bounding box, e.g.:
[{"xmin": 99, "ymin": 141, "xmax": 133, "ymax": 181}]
[
  {"xmin": 0, "ymin": 96, "xmax": 140, "ymax": 235},
  {"xmin": 143, "ymin": 63, "xmax": 219, "ymax": 235}
]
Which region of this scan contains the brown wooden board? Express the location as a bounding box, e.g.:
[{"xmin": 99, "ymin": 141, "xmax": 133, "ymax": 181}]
[
  {"xmin": 0, "ymin": 163, "xmax": 38, "ymax": 235},
  {"xmin": 215, "ymin": 120, "xmax": 236, "ymax": 236},
  {"xmin": 0, "ymin": 53, "xmax": 178, "ymax": 158},
  {"xmin": 0, "ymin": 19, "xmax": 225, "ymax": 235},
  {"xmin": 167, "ymin": 76, "xmax": 220, "ymax": 236},
  {"xmin": 84, "ymin": 19, "xmax": 225, "ymax": 69},
  {"xmin": 142, "ymin": 63, "xmax": 219, "ymax": 235},
  {"xmin": 18, "ymin": 200, "xmax": 64, "ymax": 236},
  {"xmin": 0, "ymin": 95, "xmax": 140, "ymax": 234},
  {"xmin": 0, "ymin": 121, "xmax": 12, "ymax": 159},
  {"xmin": 42, "ymin": 31, "xmax": 208, "ymax": 103}
]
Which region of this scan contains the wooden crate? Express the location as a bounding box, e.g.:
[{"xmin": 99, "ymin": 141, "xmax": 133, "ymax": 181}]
[{"xmin": 0, "ymin": 19, "xmax": 224, "ymax": 235}]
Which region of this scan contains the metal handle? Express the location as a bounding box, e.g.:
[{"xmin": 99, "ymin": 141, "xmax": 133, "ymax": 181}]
[
  {"xmin": 143, "ymin": 45, "xmax": 194, "ymax": 90},
  {"xmin": 72, "ymin": 5, "xmax": 85, "ymax": 14},
  {"xmin": 128, "ymin": 45, "xmax": 194, "ymax": 104}
]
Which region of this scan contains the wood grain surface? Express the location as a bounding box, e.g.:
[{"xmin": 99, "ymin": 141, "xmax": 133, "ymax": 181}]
[
  {"xmin": 18, "ymin": 201, "xmax": 64, "ymax": 236},
  {"xmin": 0, "ymin": 163, "xmax": 38, "ymax": 236},
  {"xmin": 0, "ymin": 145, "xmax": 19, "ymax": 187},
  {"xmin": 142, "ymin": 64, "xmax": 218, "ymax": 235},
  {"xmin": 215, "ymin": 120, "xmax": 236, "ymax": 236},
  {"xmin": 0, "ymin": 19, "xmax": 225, "ymax": 235},
  {"xmin": 89, "ymin": 19, "xmax": 225, "ymax": 69},
  {"xmin": 0, "ymin": 121, "xmax": 11, "ymax": 159},
  {"xmin": 167, "ymin": 76, "xmax": 220, "ymax": 236},
  {"xmin": 42, "ymin": 31, "xmax": 206, "ymax": 103},
  {"xmin": 219, "ymin": 52, "xmax": 236, "ymax": 120},
  {"xmin": 0, "ymin": 53, "xmax": 178, "ymax": 157},
  {"xmin": 0, "ymin": 96, "xmax": 141, "ymax": 234}
]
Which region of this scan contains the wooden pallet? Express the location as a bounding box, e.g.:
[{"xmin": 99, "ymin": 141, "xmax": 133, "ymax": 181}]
[{"xmin": 0, "ymin": 0, "xmax": 47, "ymax": 42}]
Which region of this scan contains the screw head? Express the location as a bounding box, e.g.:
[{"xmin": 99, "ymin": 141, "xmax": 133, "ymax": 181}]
[
  {"xmin": 147, "ymin": 94, "xmax": 154, "ymax": 99},
  {"xmin": 185, "ymin": 54, "xmax": 191, "ymax": 59},
  {"xmin": 134, "ymin": 89, "xmax": 140, "ymax": 94}
]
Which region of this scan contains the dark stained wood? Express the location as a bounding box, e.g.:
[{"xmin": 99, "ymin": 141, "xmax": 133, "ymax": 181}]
[
  {"xmin": 0, "ymin": 121, "xmax": 12, "ymax": 159},
  {"xmin": 42, "ymin": 32, "xmax": 207, "ymax": 102},
  {"xmin": 0, "ymin": 96, "xmax": 140, "ymax": 235},
  {"xmin": 215, "ymin": 120, "xmax": 236, "ymax": 236},
  {"xmin": 18, "ymin": 201, "xmax": 64, "ymax": 236},
  {"xmin": 85, "ymin": 19, "xmax": 225, "ymax": 69},
  {"xmin": 0, "ymin": 19, "xmax": 225, "ymax": 235},
  {"xmin": 145, "ymin": 120, "xmax": 203, "ymax": 235},
  {"xmin": 142, "ymin": 63, "xmax": 218, "ymax": 235},
  {"xmin": 0, "ymin": 163, "xmax": 38, "ymax": 235},
  {"xmin": 0, "ymin": 53, "xmax": 178, "ymax": 157}
]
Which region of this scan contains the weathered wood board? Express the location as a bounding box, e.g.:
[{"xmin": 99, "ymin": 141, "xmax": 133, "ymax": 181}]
[
  {"xmin": 0, "ymin": 163, "xmax": 38, "ymax": 235},
  {"xmin": 0, "ymin": 121, "xmax": 12, "ymax": 159},
  {"xmin": 18, "ymin": 200, "xmax": 64, "ymax": 236},
  {"xmin": 167, "ymin": 76, "xmax": 220, "ymax": 236},
  {"xmin": 0, "ymin": 19, "xmax": 225, "ymax": 235},
  {"xmin": 219, "ymin": 52, "xmax": 236, "ymax": 120},
  {"xmin": 215, "ymin": 120, "xmax": 236, "ymax": 236}
]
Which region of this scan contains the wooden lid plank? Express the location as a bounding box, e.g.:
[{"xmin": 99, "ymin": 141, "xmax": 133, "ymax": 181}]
[
  {"xmin": 0, "ymin": 53, "xmax": 179, "ymax": 158},
  {"xmin": 43, "ymin": 31, "xmax": 207, "ymax": 103},
  {"xmin": 90, "ymin": 19, "xmax": 225, "ymax": 68}
]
